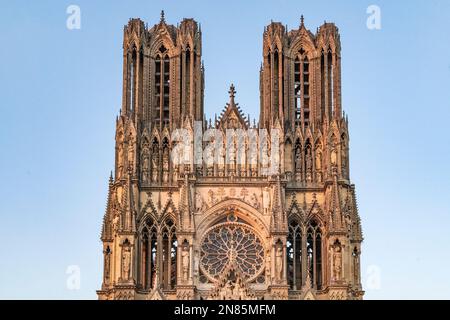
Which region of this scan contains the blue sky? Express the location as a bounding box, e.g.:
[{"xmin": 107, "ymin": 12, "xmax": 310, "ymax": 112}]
[{"xmin": 0, "ymin": 0, "xmax": 449, "ymax": 299}]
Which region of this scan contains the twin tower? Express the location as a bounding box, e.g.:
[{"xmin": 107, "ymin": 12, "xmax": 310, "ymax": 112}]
[{"xmin": 97, "ymin": 12, "xmax": 364, "ymax": 300}]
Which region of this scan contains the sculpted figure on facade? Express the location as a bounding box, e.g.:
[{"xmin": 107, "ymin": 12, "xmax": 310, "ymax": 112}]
[
  {"xmin": 122, "ymin": 245, "xmax": 131, "ymax": 281},
  {"xmin": 182, "ymin": 244, "xmax": 190, "ymax": 282},
  {"xmin": 333, "ymin": 242, "xmax": 343, "ymax": 282}
]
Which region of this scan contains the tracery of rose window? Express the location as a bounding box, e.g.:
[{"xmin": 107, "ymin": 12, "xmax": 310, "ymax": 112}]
[{"xmin": 200, "ymin": 217, "xmax": 264, "ymax": 283}]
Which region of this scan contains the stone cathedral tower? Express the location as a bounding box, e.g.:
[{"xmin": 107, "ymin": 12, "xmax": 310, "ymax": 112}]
[{"xmin": 97, "ymin": 13, "xmax": 364, "ymax": 300}]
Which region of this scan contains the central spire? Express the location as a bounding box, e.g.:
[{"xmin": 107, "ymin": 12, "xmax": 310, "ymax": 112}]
[
  {"xmin": 228, "ymin": 83, "xmax": 236, "ymax": 105},
  {"xmin": 228, "ymin": 83, "xmax": 236, "ymax": 99}
]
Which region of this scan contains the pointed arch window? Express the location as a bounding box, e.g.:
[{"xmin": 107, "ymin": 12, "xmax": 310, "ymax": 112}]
[
  {"xmin": 287, "ymin": 219, "xmax": 302, "ymax": 290},
  {"xmin": 129, "ymin": 48, "xmax": 137, "ymax": 114},
  {"xmin": 287, "ymin": 218, "xmax": 323, "ymax": 291},
  {"xmin": 141, "ymin": 217, "xmax": 158, "ymax": 290},
  {"xmin": 306, "ymin": 219, "xmax": 322, "ymax": 289},
  {"xmin": 161, "ymin": 217, "xmax": 177, "ymax": 289},
  {"xmin": 327, "ymin": 50, "xmax": 334, "ymax": 117},
  {"xmin": 154, "ymin": 45, "xmax": 170, "ymax": 125},
  {"xmin": 294, "ymin": 51, "xmax": 310, "ymax": 126}
]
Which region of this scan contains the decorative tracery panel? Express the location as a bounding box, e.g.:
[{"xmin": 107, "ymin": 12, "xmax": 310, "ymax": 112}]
[{"xmin": 200, "ymin": 219, "xmax": 265, "ymax": 283}]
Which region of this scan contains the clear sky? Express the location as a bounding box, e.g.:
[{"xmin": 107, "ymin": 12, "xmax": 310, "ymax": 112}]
[{"xmin": 0, "ymin": 0, "xmax": 449, "ymax": 299}]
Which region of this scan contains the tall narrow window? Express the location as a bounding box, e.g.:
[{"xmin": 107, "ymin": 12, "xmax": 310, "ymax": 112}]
[
  {"xmin": 161, "ymin": 218, "xmax": 176, "ymax": 289},
  {"xmin": 294, "ymin": 57, "xmax": 301, "ymax": 121},
  {"xmin": 163, "ymin": 55, "xmax": 170, "ymax": 123},
  {"xmin": 141, "ymin": 217, "xmax": 158, "ymax": 290},
  {"xmin": 185, "ymin": 47, "xmax": 191, "ymax": 113},
  {"xmin": 154, "ymin": 56, "xmax": 161, "ymax": 123},
  {"xmin": 130, "ymin": 50, "xmax": 136, "ymax": 114},
  {"xmin": 306, "ymin": 219, "xmax": 322, "ymax": 289},
  {"xmin": 287, "ymin": 220, "xmax": 302, "ymax": 290},
  {"xmin": 302, "ymin": 57, "xmax": 310, "ymax": 127},
  {"xmin": 320, "ymin": 50, "xmax": 325, "ymax": 121},
  {"xmin": 327, "ymin": 50, "xmax": 333, "ymax": 118},
  {"xmin": 294, "ymin": 52, "xmax": 310, "ymax": 127},
  {"xmin": 154, "ymin": 46, "xmax": 169, "ymax": 124},
  {"xmin": 273, "ymin": 50, "xmax": 279, "ymax": 115}
]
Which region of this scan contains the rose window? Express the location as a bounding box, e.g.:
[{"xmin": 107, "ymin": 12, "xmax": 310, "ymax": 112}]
[{"xmin": 200, "ymin": 221, "xmax": 265, "ymax": 282}]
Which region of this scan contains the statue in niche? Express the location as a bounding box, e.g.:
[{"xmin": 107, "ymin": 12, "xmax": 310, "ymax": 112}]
[
  {"xmin": 112, "ymin": 212, "xmax": 120, "ymax": 232},
  {"xmin": 127, "ymin": 138, "xmax": 135, "ymax": 170},
  {"xmin": 262, "ymin": 187, "xmax": 270, "ymax": 214},
  {"xmin": 117, "ymin": 143, "xmax": 124, "ymax": 178},
  {"xmin": 331, "ymin": 149, "xmax": 337, "ymax": 166},
  {"xmin": 295, "ymin": 146, "xmax": 302, "ymax": 173},
  {"xmin": 182, "ymin": 244, "xmax": 190, "ymax": 282},
  {"xmin": 305, "ymin": 147, "xmax": 312, "ymax": 182},
  {"xmin": 122, "ymin": 245, "xmax": 131, "ymax": 280},
  {"xmin": 141, "ymin": 152, "xmax": 150, "ymax": 183},
  {"xmin": 163, "ymin": 148, "xmax": 169, "ymax": 182},
  {"xmin": 315, "ymin": 151, "xmax": 322, "ymax": 170},
  {"xmin": 151, "ymin": 154, "xmax": 159, "ymax": 182},
  {"xmin": 275, "ymin": 244, "xmax": 283, "ymax": 282},
  {"xmin": 333, "ymin": 242, "xmax": 342, "ymax": 281},
  {"xmin": 104, "ymin": 248, "xmax": 111, "ymax": 282},
  {"xmin": 205, "ymin": 145, "xmax": 214, "ymax": 176},
  {"xmin": 193, "ymin": 250, "xmax": 199, "ymax": 276},
  {"xmin": 229, "ymin": 142, "xmax": 236, "ymax": 176},
  {"xmin": 173, "ymin": 164, "xmax": 179, "ymax": 182}
]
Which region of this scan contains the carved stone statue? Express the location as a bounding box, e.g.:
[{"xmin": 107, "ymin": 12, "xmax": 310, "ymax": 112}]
[
  {"xmin": 275, "ymin": 245, "xmax": 283, "ymax": 282},
  {"xmin": 104, "ymin": 249, "xmax": 111, "ymax": 282},
  {"xmin": 151, "ymin": 154, "xmax": 159, "ymax": 182},
  {"xmin": 122, "ymin": 245, "xmax": 131, "ymax": 280},
  {"xmin": 306, "ymin": 147, "xmax": 312, "ymax": 182},
  {"xmin": 333, "ymin": 243, "xmax": 342, "ymax": 281},
  {"xmin": 117, "ymin": 143, "xmax": 124, "ymax": 178},
  {"xmin": 112, "ymin": 212, "xmax": 120, "ymax": 232},
  {"xmin": 315, "ymin": 151, "xmax": 322, "ymax": 170},
  {"xmin": 250, "ymin": 193, "xmax": 260, "ymax": 210},
  {"xmin": 193, "ymin": 250, "xmax": 199, "ymax": 276},
  {"xmin": 331, "ymin": 149, "xmax": 337, "ymax": 166},
  {"xmin": 127, "ymin": 142, "xmax": 134, "ymax": 169},
  {"xmin": 295, "ymin": 147, "xmax": 302, "ymax": 173},
  {"xmin": 263, "ymin": 187, "xmax": 270, "ymax": 214},
  {"xmin": 182, "ymin": 245, "xmax": 190, "ymax": 282},
  {"xmin": 141, "ymin": 153, "xmax": 149, "ymax": 182},
  {"xmin": 207, "ymin": 189, "xmax": 216, "ymax": 206},
  {"xmin": 195, "ymin": 191, "xmax": 204, "ymax": 212}
]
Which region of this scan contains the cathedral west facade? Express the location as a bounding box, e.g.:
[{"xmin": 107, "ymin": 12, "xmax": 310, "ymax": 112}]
[{"xmin": 97, "ymin": 12, "xmax": 364, "ymax": 300}]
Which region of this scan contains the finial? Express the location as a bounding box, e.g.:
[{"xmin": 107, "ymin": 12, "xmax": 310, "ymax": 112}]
[
  {"xmin": 300, "ymin": 15, "xmax": 304, "ymax": 26},
  {"xmin": 160, "ymin": 10, "xmax": 165, "ymax": 23},
  {"xmin": 228, "ymin": 84, "xmax": 236, "ymax": 99},
  {"xmin": 109, "ymin": 171, "xmax": 113, "ymax": 184}
]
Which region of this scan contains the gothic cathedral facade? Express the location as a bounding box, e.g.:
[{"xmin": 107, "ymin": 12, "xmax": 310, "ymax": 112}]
[{"xmin": 97, "ymin": 13, "xmax": 364, "ymax": 300}]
